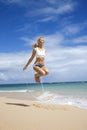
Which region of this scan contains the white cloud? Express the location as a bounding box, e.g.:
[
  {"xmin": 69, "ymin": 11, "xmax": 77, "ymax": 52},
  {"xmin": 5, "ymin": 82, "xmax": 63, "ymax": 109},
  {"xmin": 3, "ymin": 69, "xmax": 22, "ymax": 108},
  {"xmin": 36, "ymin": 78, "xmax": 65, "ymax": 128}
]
[
  {"xmin": 27, "ymin": 2, "xmax": 74, "ymax": 16},
  {"xmin": 0, "ymin": 73, "xmax": 8, "ymax": 81},
  {"xmin": 0, "ymin": 52, "xmax": 34, "ymax": 83},
  {"xmin": 25, "ymin": 0, "xmax": 76, "ymax": 23},
  {"xmin": 73, "ymin": 35, "xmax": 87, "ymax": 43},
  {"xmin": 57, "ymin": 3, "xmax": 74, "ymax": 14},
  {"xmin": 20, "ymin": 37, "xmax": 33, "ymax": 46},
  {"xmin": 37, "ymin": 16, "xmax": 54, "ymax": 22},
  {"xmin": 0, "ymin": 0, "xmax": 76, "ymax": 19},
  {"xmin": 44, "ymin": 33, "xmax": 64, "ymax": 48},
  {"xmin": 0, "ymin": 43, "xmax": 87, "ymax": 84},
  {"xmin": 34, "ymin": 3, "xmax": 74, "ymax": 23},
  {"xmin": 46, "ymin": 46, "xmax": 87, "ymax": 82},
  {"xmin": 63, "ymin": 25, "xmax": 81, "ymax": 35},
  {"xmin": 62, "ymin": 21, "xmax": 87, "ymax": 35}
]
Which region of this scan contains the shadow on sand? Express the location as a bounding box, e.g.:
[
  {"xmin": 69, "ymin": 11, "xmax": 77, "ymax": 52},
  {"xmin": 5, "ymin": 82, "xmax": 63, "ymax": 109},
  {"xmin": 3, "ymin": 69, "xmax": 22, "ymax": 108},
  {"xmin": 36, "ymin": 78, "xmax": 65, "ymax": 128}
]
[{"xmin": 6, "ymin": 102, "xmax": 30, "ymax": 107}]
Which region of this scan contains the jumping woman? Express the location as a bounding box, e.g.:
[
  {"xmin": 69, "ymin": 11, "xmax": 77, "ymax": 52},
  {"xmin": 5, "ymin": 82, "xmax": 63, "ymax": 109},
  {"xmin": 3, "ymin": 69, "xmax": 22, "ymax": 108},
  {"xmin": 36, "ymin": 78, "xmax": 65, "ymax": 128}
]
[{"xmin": 23, "ymin": 37, "xmax": 49, "ymax": 83}]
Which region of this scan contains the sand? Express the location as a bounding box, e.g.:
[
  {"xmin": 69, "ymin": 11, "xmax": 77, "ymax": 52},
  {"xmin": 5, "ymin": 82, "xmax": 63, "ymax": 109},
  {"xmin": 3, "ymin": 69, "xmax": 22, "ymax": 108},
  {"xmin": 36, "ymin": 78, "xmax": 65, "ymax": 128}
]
[{"xmin": 0, "ymin": 96, "xmax": 87, "ymax": 130}]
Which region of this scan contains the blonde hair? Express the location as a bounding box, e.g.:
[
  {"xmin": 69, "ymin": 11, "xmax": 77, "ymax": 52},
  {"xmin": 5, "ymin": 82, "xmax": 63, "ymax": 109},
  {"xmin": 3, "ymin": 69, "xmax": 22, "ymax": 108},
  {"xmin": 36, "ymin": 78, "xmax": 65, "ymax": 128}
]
[
  {"xmin": 32, "ymin": 37, "xmax": 43, "ymax": 48},
  {"xmin": 37, "ymin": 37, "xmax": 43, "ymax": 43}
]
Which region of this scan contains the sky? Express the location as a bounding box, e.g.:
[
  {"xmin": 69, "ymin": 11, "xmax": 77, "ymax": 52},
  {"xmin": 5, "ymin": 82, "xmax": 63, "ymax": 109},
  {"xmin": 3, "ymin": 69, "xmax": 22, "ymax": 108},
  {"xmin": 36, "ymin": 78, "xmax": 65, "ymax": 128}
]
[{"xmin": 0, "ymin": 0, "xmax": 87, "ymax": 84}]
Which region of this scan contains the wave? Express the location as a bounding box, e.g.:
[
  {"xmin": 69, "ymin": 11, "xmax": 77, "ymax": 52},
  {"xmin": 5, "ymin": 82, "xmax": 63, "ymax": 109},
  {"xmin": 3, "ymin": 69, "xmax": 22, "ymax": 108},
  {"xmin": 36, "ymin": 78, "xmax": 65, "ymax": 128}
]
[
  {"xmin": 0, "ymin": 89, "xmax": 34, "ymax": 93},
  {"xmin": 0, "ymin": 89, "xmax": 87, "ymax": 109},
  {"xmin": 36, "ymin": 91, "xmax": 87, "ymax": 109}
]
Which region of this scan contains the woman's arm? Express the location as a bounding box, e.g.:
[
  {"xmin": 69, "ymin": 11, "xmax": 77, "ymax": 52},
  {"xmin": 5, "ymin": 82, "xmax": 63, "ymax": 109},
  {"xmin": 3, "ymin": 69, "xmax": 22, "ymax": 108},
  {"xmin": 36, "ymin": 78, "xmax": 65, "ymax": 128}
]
[{"xmin": 23, "ymin": 49, "xmax": 36, "ymax": 70}]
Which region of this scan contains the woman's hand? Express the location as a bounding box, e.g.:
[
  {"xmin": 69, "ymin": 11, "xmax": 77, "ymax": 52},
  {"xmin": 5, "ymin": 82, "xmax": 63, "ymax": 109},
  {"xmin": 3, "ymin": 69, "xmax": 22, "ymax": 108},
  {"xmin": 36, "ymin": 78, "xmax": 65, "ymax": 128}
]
[{"xmin": 23, "ymin": 65, "xmax": 27, "ymax": 71}]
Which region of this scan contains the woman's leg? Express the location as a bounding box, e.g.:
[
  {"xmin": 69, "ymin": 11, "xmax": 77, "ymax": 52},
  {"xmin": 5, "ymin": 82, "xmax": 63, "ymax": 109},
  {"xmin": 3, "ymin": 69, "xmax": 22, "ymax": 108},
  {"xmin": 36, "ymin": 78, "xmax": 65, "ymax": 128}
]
[
  {"xmin": 34, "ymin": 73, "xmax": 40, "ymax": 82},
  {"xmin": 33, "ymin": 66, "xmax": 46, "ymax": 82},
  {"xmin": 42, "ymin": 66, "xmax": 49, "ymax": 76},
  {"xmin": 33, "ymin": 66, "xmax": 49, "ymax": 82}
]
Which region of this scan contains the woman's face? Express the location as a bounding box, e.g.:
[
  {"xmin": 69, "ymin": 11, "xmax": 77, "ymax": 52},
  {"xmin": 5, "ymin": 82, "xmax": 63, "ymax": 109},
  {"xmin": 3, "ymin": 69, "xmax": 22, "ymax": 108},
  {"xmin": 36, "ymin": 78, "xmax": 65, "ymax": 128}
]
[{"xmin": 38, "ymin": 38, "xmax": 44, "ymax": 47}]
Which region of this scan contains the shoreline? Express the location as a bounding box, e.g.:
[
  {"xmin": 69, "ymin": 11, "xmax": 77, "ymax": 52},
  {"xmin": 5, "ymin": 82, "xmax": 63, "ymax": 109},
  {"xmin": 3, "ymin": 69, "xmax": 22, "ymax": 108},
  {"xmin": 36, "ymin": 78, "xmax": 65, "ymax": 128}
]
[
  {"xmin": 0, "ymin": 91, "xmax": 87, "ymax": 110},
  {"xmin": 0, "ymin": 94, "xmax": 87, "ymax": 130}
]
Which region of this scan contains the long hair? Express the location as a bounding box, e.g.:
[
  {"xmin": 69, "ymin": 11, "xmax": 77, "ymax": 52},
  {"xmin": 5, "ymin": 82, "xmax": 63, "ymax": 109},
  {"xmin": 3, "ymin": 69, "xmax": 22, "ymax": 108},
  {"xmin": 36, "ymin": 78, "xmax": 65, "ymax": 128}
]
[{"xmin": 32, "ymin": 37, "xmax": 43, "ymax": 48}]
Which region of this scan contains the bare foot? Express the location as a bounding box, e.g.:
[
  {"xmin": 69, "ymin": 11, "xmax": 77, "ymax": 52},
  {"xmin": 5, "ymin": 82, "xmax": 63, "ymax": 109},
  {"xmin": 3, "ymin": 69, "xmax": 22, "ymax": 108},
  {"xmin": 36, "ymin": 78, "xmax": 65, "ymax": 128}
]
[{"xmin": 34, "ymin": 74, "xmax": 40, "ymax": 83}]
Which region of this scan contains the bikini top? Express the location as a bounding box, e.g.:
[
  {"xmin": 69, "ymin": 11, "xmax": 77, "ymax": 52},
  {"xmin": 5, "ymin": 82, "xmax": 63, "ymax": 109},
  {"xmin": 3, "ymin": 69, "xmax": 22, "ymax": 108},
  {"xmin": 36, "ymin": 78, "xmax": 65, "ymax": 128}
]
[{"xmin": 35, "ymin": 47, "xmax": 45, "ymax": 58}]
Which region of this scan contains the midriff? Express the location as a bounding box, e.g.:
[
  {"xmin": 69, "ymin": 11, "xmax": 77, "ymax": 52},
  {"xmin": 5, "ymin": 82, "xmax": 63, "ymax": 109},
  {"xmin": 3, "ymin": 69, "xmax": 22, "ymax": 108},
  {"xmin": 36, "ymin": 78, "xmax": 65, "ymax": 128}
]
[{"xmin": 35, "ymin": 57, "xmax": 44, "ymax": 64}]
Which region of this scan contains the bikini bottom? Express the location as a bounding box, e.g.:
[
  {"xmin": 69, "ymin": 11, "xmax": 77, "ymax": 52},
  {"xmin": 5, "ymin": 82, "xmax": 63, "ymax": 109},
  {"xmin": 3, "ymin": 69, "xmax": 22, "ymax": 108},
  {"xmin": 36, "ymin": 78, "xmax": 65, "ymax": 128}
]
[{"xmin": 34, "ymin": 64, "xmax": 44, "ymax": 68}]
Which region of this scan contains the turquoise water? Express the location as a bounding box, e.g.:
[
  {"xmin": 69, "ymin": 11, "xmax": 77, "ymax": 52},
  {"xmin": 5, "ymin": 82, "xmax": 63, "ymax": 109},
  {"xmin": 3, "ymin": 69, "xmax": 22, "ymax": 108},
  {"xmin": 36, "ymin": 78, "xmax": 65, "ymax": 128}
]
[{"xmin": 0, "ymin": 82, "xmax": 87, "ymax": 109}]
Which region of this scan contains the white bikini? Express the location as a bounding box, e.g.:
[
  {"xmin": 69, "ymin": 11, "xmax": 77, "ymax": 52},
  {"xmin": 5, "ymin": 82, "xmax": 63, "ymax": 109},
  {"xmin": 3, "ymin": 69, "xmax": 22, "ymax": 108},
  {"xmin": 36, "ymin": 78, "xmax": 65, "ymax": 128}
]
[
  {"xmin": 35, "ymin": 47, "xmax": 45, "ymax": 58},
  {"xmin": 34, "ymin": 47, "xmax": 45, "ymax": 68}
]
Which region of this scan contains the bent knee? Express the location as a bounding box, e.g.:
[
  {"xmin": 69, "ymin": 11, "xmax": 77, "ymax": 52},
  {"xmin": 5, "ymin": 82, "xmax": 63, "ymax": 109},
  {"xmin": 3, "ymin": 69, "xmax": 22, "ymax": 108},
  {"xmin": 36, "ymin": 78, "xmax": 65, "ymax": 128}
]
[
  {"xmin": 33, "ymin": 66, "xmax": 45, "ymax": 75},
  {"xmin": 41, "ymin": 71, "xmax": 46, "ymax": 75},
  {"xmin": 45, "ymin": 70, "xmax": 49, "ymax": 75}
]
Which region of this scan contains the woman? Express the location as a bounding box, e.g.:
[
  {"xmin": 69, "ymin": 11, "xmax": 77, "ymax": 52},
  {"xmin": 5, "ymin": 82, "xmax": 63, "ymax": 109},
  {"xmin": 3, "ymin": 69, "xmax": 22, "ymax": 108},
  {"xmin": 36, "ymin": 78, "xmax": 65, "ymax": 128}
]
[{"xmin": 23, "ymin": 37, "xmax": 49, "ymax": 83}]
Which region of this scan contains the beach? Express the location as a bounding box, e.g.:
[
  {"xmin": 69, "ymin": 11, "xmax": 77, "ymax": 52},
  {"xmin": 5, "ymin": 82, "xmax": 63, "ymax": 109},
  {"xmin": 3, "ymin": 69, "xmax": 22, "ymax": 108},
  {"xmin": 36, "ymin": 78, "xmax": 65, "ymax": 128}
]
[
  {"xmin": 0, "ymin": 93, "xmax": 87, "ymax": 130},
  {"xmin": 0, "ymin": 82, "xmax": 87, "ymax": 130}
]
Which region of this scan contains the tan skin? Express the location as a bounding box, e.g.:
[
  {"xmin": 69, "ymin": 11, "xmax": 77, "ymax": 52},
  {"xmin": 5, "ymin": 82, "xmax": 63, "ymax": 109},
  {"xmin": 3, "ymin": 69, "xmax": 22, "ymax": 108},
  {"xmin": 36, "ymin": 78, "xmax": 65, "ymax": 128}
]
[{"xmin": 23, "ymin": 37, "xmax": 49, "ymax": 83}]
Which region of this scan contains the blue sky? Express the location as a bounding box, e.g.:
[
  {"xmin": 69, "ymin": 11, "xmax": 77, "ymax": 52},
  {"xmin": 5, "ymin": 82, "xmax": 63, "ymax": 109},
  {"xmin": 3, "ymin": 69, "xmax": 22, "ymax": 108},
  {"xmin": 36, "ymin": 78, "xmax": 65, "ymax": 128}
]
[{"xmin": 0, "ymin": 0, "xmax": 87, "ymax": 84}]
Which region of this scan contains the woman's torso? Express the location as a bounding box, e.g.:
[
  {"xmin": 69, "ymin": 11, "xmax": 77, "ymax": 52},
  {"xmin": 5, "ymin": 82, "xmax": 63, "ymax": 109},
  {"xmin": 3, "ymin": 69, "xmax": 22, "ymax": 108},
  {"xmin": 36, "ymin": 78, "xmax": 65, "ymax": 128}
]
[{"xmin": 34, "ymin": 47, "xmax": 45, "ymax": 64}]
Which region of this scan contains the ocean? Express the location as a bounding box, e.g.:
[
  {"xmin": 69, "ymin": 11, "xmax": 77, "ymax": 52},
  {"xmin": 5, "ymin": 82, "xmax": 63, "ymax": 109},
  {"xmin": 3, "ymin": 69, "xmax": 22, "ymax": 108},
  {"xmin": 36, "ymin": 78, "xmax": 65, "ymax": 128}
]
[{"xmin": 0, "ymin": 82, "xmax": 87, "ymax": 109}]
